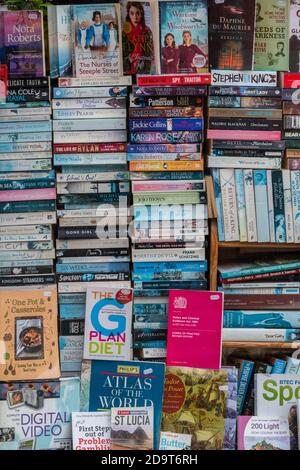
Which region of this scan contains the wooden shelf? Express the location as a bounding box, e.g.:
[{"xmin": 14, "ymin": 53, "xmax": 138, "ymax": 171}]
[
  {"xmin": 223, "ymin": 341, "xmax": 300, "ymax": 349},
  {"xmin": 218, "ymin": 242, "xmax": 300, "ymax": 249}
]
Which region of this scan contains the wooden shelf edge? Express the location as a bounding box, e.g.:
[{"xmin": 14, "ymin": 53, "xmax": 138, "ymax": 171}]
[
  {"xmin": 218, "ymin": 242, "xmax": 300, "ymax": 249},
  {"xmin": 222, "ymin": 341, "xmax": 300, "ymax": 349}
]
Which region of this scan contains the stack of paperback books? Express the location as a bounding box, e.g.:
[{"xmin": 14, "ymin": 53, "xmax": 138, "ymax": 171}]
[
  {"xmin": 52, "ymin": 76, "xmax": 132, "ymax": 374},
  {"xmin": 0, "ymin": 76, "xmax": 56, "ymax": 290},
  {"xmin": 281, "ymin": 73, "xmax": 300, "ymax": 169},
  {"xmin": 219, "ymin": 255, "xmax": 300, "ymax": 343},
  {"xmin": 129, "ymin": 73, "xmax": 210, "ymax": 361}
]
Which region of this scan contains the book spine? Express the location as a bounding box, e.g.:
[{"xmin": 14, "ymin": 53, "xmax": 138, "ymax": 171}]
[
  {"xmin": 207, "ymin": 130, "xmax": 281, "ymax": 140},
  {"xmin": 270, "ymin": 358, "xmax": 286, "ymax": 374},
  {"xmin": 210, "ymin": 139, "xmax": 285, "ymax": 150},
  {"xmin": 7, "ymin": 87, "xmax": 50, "ymax": 103},
  {"xmin": 267, "ymin": 170, "xmax": 276, "ymax": 242},
  {"xmin": 0, "ymin": 212, "xmax": 56, "ymax": 226},
  {"xmin": 47, "ymin": 6, "xmax": 59, "ymax": 78},
  {"xmin": 209, "ymin": 87, "xmax": 281, "ymax": 97},
  {"xmin": 57, "ymin": 273, "xmax": 130, "ymax": 282},
  {"xmin": 211, "ymin": 70, "xmax": 278, "ymax": 87},
  {"xmin": 132, "ymin": 86, "xmax": 207, "ymax": 96},
  {"xmin": 130, "ymin": 131, "xmax": 203, "ymax": 144},
  {"xmin": 0, "ymin": 275, "xmax": 56, "ymax": 287},
  {"xmin": 53, "ymin": 108, "xmax": 126, "ymax": 119},
  {"xmin": 211, "ymin": 169, "xmax": 225, "ymax": 242},
  {"xmin": 129, "ymin": 161, "xmax": 203, "ymax": 172},
  {"xmin": 235, "ymin": 169, "xmax": 247, "ymax": 242},
  {"xmin": 291, "ymin": 170, "xmax": 300, "ymax": 242},
  {"xmin": 129, "ymin": 107, "xmax": 203, "ymax": 119},
  {"xmin": 223, "ymin": 310, "xmax": 300, "ymax": 328},
  {"xmin": 0, "ymin": 131, "xmax": 52, "ymax": 143},
  {"xmin": 53, "ymin": 86, "xmax": 128, "ymax": 99},
  {"xmin": 129, "ymin": 118, "xmax": 203, "ymax": 132},
  {"xmin": 222, "ymin": 328, "xmax": 300, "ymax": 341},
  {"xmin": 284, "ymin": 357, "xmax": 300, "ymax": 374},
  {"xmin": 53, "ymin": 130, "xmax": 127, "ymax": 144},
  {"xmin": 272, "ymin": 170, "xmax": 286, "ymax": 243},
  {"xmin": 127, "ymin": 144, "xmax": 200, "ymax": 153},
  {"xmin": 237, "ymin": 361, "xmax": 254, "ymax": 415},
  {"xmin": 243, "ymin": 170, "xmax": 257, "ymax": 242},
  {"xmin": 54, "ymin": 153, "xmax": 127, "ymax": 166},
  {"xmin": 220, "ymin": 169, "xmax": 239, "ymax": 242},
  {"xmin": 242, "ymin": 362, "xmax": 270, "ymax": 415},
  {"xmin": 0, "ymin": 188, "xmax": 56, "ymax": 203},
  {"xmin": 53, "ymin": 143, "xmax": 126, "ymax": 153},
  {"xmin": 208, "ymin": 156, "xmax": 281, "ymax": 169},
  {"xmin": 58, "ymin": 76, "xmax": 132, "ymax": 87},
  {"xmin": 128, "ymin": 152, "xmax": 201, "ymax": 161},
  {"xmin": 52, "ymin": 97, "xmax": 127, "ymax": 109},
  {"xmin": 53, "ymin": 118, "xmax": 126, "ymax": 132},
  {"xmin": 253, "ymin": 170, "xmax": 270, "ymax": 242},
  {"xmin": 208, "ymin": 117, "xmax": 281, "ymax": 131},
  {"xmin": 282, "ymin": 170, "xmax": 294, "ymax": 243}
]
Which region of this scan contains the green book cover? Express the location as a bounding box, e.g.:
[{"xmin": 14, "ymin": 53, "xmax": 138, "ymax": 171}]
[{"xmin": 254, "ymin": 0, "xmax": 289, "ymax": 71}]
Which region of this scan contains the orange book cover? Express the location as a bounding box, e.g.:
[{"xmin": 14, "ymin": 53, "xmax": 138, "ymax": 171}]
[
  {"xmin": 129, "ymin": 160, "xmax": 203, "ymax": 172},
  {"xmin": 0, "ymin": 287, "xmax": 60, "ymax": 381}
]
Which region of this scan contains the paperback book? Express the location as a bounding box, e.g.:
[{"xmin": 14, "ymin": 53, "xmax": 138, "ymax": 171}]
[
  {"xmin": 111, "ymin": 406, "xmax": 154, "ymax": 450},
  {"xmin": 72, "ymin": 411, "xmax": 111, "ymax": 450},
  {"xmin": 237, "ymin": 416, "xmax": 290, "ymax": 450}
]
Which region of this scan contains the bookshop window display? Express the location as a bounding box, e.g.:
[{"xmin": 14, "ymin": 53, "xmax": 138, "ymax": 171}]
[{"xmin": 0, "ymin": 0, "xmax": 299, "ymax": 452}]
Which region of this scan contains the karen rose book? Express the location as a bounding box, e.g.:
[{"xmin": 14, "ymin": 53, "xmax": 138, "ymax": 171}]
[{"xmin": 166, "ymin": 290, "xmax": 223, "ymax": 369}]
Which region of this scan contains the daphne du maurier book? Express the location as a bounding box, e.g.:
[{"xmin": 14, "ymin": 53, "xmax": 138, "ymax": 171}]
[
  {"xmin": 0, "ymin": 287, "xmax": 60, "ymax": 381},
  {"xmin": 83, "ymin": 285, "xmax": 133, "ymax": 361},
  {"xmin": 72, "ymin": 3, "xmax": 123, "ymax": 78},
  {"xmin": 111, "ymin": 407, "xmax": 154, "ymax": 450}
]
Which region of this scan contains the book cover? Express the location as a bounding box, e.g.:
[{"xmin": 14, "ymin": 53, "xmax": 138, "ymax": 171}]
[
  {"xmin": 2, "ymin": 10, "xmax": 45, "ymax": 77},
  {"xmin": 111, "ymin": 406, "xmax": 153, "ymax": 450},
  {"xmin": 121, "ymin": 0, "xmax": 158, "ymax": 75},
  {"xmin": 161, "ymin": 367, "xmax": 228, "ymax": 450},
  {"xmin": 223, "ymin": 366, "xmax": 238, "ymax": 450},
  {"xmin": 289, "ymin": 0, "xmax": 300, "ymax": 72},
  {"xmin": 253, "ymin": 170, "xmax": 270, "ymax": 242},
  {"xmin": 80, "ymin": 359, "xmax": 165, "ymax": 449},
  {"xmin": 208, "ymin": 0, "xmax": 256, "ymax": 70},
  {"xmin": 0, "ymin": 377, "xmax": 80, "ymax": 450},
  {"xmin": 255, "ymin": 374, "xmax": 300, "ymax": 449},
  {"xmin": 0, "ymin": 287, "xmax": 60, "ymax": 381},
  {"xmin": 220, "ymin": 168, "xmax": 240, "ymax": 241},
  {"xmin": 238, "ymin": 416, "xmax": 290, "ymax": 450},
  {"xmin": 72, "ymin": 3, "xmax": 122, "ymax": 78},
  {"xmin": 166, "ymin": 290, "xmax": 223, "ymax": 369},
  {"xmin": 158, "ymin": 0, "xmax": 208, "ymax": 74},
  {"xmin": 235, "ymin": 169, "xmax": 247, "ymax": 242},
  {"xmin": 254, "ymin": 0, "xmax": 290, "ymax": 71},
  {"xmin": 72, "ymin": 411, "xmax": 111, "ymax": 450},
  {"xmin": 159, "ymin": 431, "xmax": 192, "ymax": 450}
]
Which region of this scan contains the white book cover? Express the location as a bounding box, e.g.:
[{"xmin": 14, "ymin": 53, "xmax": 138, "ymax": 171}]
[
  {"xmin": 291, "ymin": 170, "xmax": 300, "ymax": 242},
  {"xmin": 235, "ymin": 169, "xmax": 247, "ymax": 242},
  {"xmin": 159, "ymin": 432, "xmax": 192, "ymax": 450},
  {"xmin": 223, "ymin": 329, "xmax": 300, "ymax": 342},
  {"xmin": 83, "ymin": 285, "xmax": 133, "ymax": 361},
  {"xmin": 208, "ymin": 157, "xmax": 281, "ymax": 170},
  {"xmin": 237, "ymin": 416, "xmax": 290, "ymax": 450},
  {"xmin": 220, "ymin": 169, "xmax": 239, "ymax": 242},
  {"xmin": 111, "ymin": 407, "xmax": 153, "ymax": 450},
  {"xmin": 72, "ymin": 411, "xmax": 111, "ymax": 450},
  {"xmin": 253, "ymin": 170, "xmax": 270, "ymax": 242},
  {"xmin": 282, "ymin": 169, "xmax": 294, "ymax": 243},
  {"xmin": 255, "ymin": 374, "xmax": 300, "ymax": 450},
  {"xmin": 243, "ymin": 169, "xmax": 257, "ymax": 242},
  {"xmin": 267, "ymin": 170, "xmax": 275, "ymax": 242}
]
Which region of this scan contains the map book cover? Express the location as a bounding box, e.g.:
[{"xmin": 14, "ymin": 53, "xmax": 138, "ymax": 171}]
[
  {"xmin": 161, "ymin": 366, "xmax": 228, "ymax": 450},
  {"xmin": 83, "ymin": 285, "xmax": 133, "ymax": 361},
  {"xmin": 208, "ymin": 0, "xmax": 256, "ymax": 70},
  {"xmin": 0, "ymin": 287, "xmax": 60, "ymax": 381},
  {"xmin": 111, "ymin": 406, "xmax": 153, "ymax": 450},
  {"xmin": 80, "ymin": 359, "xmax": 165, "ymax": 449},
  {"xmin": 0, "ymin": 377, "xmax": 80, "ymax": 450}
]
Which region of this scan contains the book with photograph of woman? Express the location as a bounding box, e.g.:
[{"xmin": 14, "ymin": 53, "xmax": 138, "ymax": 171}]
[
  {"xmin": 72, "ymin": 3, "xmax": 123, "ymax": 77},
  {"xmin": 158, "ymin": 0, "xmax": 208, "ymax": 74},
  {"xmin": 121, "ymin": 0, "xmax": 159, "ymax": 75}
]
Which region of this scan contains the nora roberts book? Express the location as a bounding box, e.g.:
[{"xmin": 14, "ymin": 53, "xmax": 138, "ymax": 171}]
[
  {"xmin": 0, "ymin": 10, "xmax": 45, "ymax": 78},
  {"xmin": 208, "ymin": 0, "xmax": 256, "ymax": 70},
  {"xmin": 111, "ymin": 406, "xmax": 154, "ymax": 450},
  {"xmin": 0, "ymin": 287, "xmax": 60, "ymax": 381}
]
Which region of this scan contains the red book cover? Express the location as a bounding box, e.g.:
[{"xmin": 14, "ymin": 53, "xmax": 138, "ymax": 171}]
[
  {"xmin": 166, "ymin": 290, "xmax": 223, "ymax": 369},
  {"xmin": 136, "ymin": 73, "xmax": 211, "ymax": 86},
  {"xmin": 281, "ymin": 73, "xmax": 300, "ymax": 88}
]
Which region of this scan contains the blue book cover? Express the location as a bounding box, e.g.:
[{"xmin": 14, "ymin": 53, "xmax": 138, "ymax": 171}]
[
  {"xmin": 0, "ymin": 121, "xmax": 52, "ymax": 133},
  {"xmin": 270, "ymin": 358, "xmax": 286, "ymax": 374},
  {"xmin": 56, "ymin": 262, "xmax": 129, "ymax": 274},
  {"xmin": 0, "ymin": 142, "xmax": 52, "ymax": 153},
  {"xmin": 223, "ymin": 310, "xmax": 300, "ymax": 328},
  {"xmin": 127, "ymin": 144, "xmax": 200, "ymax": 153},
  {"xmin": 59, "ymin": 304, "xmax": 86, "ymax": 319},
  {"xmin": 272, "ymin": 170, "xmax": 287, "ymax": 243},
  {"xmin": 211, "ymin": 168, "xmax": 225, "ymax": 241},
  {"xmin": 0, "ymin": 178, "xmax": 55, "ymax": 190},
  {"xmin": 129, "ymin": 118, "xmax": 203, "ymax": 132},
  {"xmin": 80, "ymin": 360, "xmax": 165, "ymax": 449},
  {"xmin": 133, "ymin": 261, "xmax": 207, "ymax": 272},
  {"xmin": 253, "ymin": 170, "xmax": 270, "ymax": 242},
  {"xmin": 237, "ymin": 360, "xmax": 254, "ymax": 415},
  {"xmin": 0, "ymin": 132, "xmax": 51, "ymax": 143},
  {"xmin": 132, "ymin": 271, "xmax": 204, "ymax": 281}
]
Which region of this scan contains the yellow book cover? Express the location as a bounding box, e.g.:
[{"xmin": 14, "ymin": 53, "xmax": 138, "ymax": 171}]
[
  {"xmin": 129, "ymin": 160, "xmax": 203, "ymax": 172},
  {"xmin": 161, "ymin": 366, "xmax": 228, "ymax": 450},
  {"xmin": 0, "ymin": 287, "xmax": 60, "ymax": 381}
]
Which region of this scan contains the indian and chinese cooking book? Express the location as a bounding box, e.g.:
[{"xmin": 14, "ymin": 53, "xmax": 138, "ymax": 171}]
[{"xmin": 0, "ymin": 287, "xmax": 60, "ymax": 381}]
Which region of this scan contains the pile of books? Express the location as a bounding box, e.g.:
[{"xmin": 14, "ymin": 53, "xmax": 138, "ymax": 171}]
[
  {"xmin": 129, "ymin": 74, "xmax": 209, "ymax": 362},
  {"xmin": 281, "ymin": 73, "xmax": 300, "ymax": 169},
  {"xmin": 52, "ymin": 77, "xmax": 132, "ymax": 374},
  {"xmin": 0, "ymin": 76, "xmax": 56, "ymax": 289},
  {"xmin": 219, "ymin": 255, "xmax": 300, "ymax": 343}
]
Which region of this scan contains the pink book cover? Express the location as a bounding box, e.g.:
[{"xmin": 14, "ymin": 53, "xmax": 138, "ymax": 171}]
[
  {"xmin": 131, "ymin": 181, "xmax": 201, "ymax": 192},
  {"xmin": 207, "ymin": 130, "xmax": 281, "ymax": 141},
  {"xmin": 166, "ymin": 290, "xmax": 223, "ymax": 369},
  {"xmin": 0, "ymin": 188, "xmax": 56, "ymax": 202}
]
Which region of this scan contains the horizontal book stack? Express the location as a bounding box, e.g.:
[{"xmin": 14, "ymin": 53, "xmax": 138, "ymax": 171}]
[
  {"xmin": 129, "ymin": 74, "xmax": 209, "ymax": 362},
  {"xmin": 0, "ymin": 76, "xmax": 56, "ymax": 290},
  {"xmin": 52, "ymin": 77, "xmax": 132, "ymax": 374},
  {"xmin": 281, "ymin": 73, "xmax": 300, "ymax": 169},
  {"xmin": 219, "ymin": 255, "xmax": 300, "ymax": 343}
]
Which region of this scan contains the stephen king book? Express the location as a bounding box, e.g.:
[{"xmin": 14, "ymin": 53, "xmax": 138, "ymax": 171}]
[
  {"xmin": 254, "ymin": 0, "xmax": 289, "ymax": 71},
  {"xmin": 72, "ymin": 3, "xmax": 122, "ymax": 78},
  {"xmin": 158, "ymin": 0, "xmax": 208, "ymax": 73},
  {"xmin": 208, "ymin": 0, "xmax": 256, "ymax": 70},
  {"xmin": 289, "ymin": 0, "xmax": 300, "ymax": 72},
  {"xmin": 0, "ymin": 10, "xmax": 45, "ymax": 77}
]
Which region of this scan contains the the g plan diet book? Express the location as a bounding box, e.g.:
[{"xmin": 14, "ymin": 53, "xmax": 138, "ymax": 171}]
[
  {"xmin": 83, "ymin": 285, "xmax": 133, "ymax": 361},
  {"xmin": 167, "ymin": 290, "xmax": 223, "ymax": 369}
]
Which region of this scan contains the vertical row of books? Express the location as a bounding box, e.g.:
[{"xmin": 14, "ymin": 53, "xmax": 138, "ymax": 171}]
[
  {"xmin": 0, "ymin": 77, "xmax": 56, "ymax": 290},
  {"xmin": 129, "ymin": 74, "xmax": 210, "ymax": 362},
  {"xmin": 281, "ymin": 72, "xmax": 300, "ymax": 169},
  {"xmin": 52, "ymin": 76, "xmax": 132, "ymax": 375}
]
